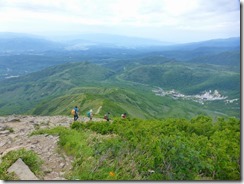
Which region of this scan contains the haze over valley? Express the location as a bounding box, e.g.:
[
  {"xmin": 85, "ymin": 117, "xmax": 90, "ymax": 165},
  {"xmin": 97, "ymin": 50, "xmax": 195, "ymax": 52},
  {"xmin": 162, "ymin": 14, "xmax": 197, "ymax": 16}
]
[
  {"xmin": 0, "ymin": 32, "xmax": 240, "ymax": 119},
  {"xmin": 0, "ymin": 0, "xmax": 241, "ymax": 181}
]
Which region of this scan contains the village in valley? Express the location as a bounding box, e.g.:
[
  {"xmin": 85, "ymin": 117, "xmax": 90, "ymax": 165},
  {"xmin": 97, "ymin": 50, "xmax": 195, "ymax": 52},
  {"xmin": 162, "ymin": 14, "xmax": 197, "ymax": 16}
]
[{"xmin": 152, "ymin": 87, "xmax": 238, "ymax": 105}]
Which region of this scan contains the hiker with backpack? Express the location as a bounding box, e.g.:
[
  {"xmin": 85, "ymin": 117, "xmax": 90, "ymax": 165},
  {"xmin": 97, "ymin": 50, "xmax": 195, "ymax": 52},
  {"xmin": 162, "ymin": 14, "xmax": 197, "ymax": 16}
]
[
  {"xmin": 87, "ymin": 109, "xmax": 93, "ymax": 121},
  {"xmin": 72, "ymin": 106, "xmax": 79, "ymax": 121},
  {"xmin": 121, "ymin": 113, "xmax": 127, "ymax": 119},
  {"xmin": 104, "ymin": 112, "xmax": 110, "ymax": 121}
]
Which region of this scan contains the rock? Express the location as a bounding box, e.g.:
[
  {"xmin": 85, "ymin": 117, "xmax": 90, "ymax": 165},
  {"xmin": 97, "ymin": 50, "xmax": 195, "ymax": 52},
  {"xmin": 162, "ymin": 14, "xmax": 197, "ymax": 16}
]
[
  {"xmin": 0, "ymin": 125, "xmax": 7, "ymax": 131},
  {"xmin": 8, "ymin": 118, "xmax": 21, "ymax": 122},
  {"xmin": 0, "ymin": 115, "xmax": 75, "ymax": 180},
  {"xmin": 32, "ymin": 140, "xmax": 39, "ymax": 144},
  {"xmin": 0, "ymin": 130, "xmax": 10, "ymax": 135},
  {"xmin": 0, "ymin": 140, "xmax": 7, "ymax": 147},
  {"xmin": 30, "ymin": 145, "xmax": 36, "ymax": 149},
  {"xmin": 1, "ymin": 146, "xmax": 25, "ymax": 157},
  {"xmin": 60, "ymin": 163, "xmax": 65, "ymax": 168},
  {"xmin": 9, "ymin": 134, "xmax": 17, "ymax": 139},
  {"xmin": 7, "ymin": 158, "xmax": 39, "ymax": 180}
]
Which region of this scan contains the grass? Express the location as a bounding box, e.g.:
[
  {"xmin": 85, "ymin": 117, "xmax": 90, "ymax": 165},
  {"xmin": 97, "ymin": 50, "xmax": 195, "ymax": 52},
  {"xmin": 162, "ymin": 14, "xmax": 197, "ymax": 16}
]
[
  {"xmin": 31, "ymin": 124, "xmax": 142, "ymax": 180},
  {"xmin": 0, "ymin": 59, "xmax": 240, "ymax": 119},
  {"xmin": 28, "ymin": 115, "xmax": 240, "ymax": 180},
  {"xmin": 0, "ymin": 148, "xmax": 44, "ymax": 180}
]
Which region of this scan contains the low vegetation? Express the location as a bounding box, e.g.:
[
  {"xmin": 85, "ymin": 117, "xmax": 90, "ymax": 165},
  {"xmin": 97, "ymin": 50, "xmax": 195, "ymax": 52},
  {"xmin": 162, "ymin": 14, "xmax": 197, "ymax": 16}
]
[
  {"xmin": 0, "ymin": 149, "xmax": 43, "ymax": 180},
  {"xmin": 0, "ymin": 36, "xmax": 240, "ymax": 180},
  {"xmin": 31, "ymin": 115, "xmax": 240, "ymax": 180},
  {"xmin": 0, "ymin": 54, "xmax": 240, "ymax": 119}
]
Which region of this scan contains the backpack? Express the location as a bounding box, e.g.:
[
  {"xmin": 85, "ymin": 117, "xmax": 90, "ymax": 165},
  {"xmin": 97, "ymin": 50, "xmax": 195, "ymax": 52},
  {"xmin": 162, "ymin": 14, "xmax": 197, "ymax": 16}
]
[
  {"xmin": 87, "ymin": 111, "xmax": 90, "ymax": 117},
  {"xmin": 71, "ymin": 109, "xmax": 75, "ymax": 115}
]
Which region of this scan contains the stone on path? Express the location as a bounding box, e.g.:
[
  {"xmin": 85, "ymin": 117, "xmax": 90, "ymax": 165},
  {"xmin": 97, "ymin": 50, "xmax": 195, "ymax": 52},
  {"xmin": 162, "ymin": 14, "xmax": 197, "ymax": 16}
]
[{"xmin": 7, "ymin": 158, "xmax": 39, "ymax": 180}]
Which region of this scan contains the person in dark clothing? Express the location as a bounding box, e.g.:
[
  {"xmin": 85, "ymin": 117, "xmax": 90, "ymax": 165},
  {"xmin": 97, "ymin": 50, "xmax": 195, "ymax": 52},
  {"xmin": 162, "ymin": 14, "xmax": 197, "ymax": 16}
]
[
  {"xmin": 73, "ymin": 106, "xmax": 79, "ymax": 121},
  {"xmin": 104, "ymin": 112, "xmax": 111, "ymax": 121},
  {"xmin": 121, "ymin": 113, "xmax": 127, "ymax": 119}
]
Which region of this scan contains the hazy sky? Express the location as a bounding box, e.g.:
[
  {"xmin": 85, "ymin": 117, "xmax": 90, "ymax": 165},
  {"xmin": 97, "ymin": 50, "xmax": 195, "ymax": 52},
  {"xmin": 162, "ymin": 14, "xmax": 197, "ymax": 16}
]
[{"xmin": 0, "ymin": 0, "xmax": 240, "ymax": 43}]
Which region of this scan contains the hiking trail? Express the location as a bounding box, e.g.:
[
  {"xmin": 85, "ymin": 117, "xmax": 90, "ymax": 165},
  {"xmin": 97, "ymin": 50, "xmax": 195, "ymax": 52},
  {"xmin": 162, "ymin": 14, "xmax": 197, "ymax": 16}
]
[{"xmin": 0, "ymin": 115, "xmax": 104, "ymax": 180}]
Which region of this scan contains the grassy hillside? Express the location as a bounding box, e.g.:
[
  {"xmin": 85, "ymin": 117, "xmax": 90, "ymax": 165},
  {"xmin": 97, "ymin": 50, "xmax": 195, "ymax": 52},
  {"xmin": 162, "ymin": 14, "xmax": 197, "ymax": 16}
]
[
  {"xmin": 119, "ymin": 61, "xmax": 240, "ymax": 95},
  {"xmin": 187, "ymin": 50, "xmax": 240, "ymax": 67},
  {"xmin": 0, "ymin": 59, "xmax": 240, "ymax": 118},
  {"xmin": 28, "ymin": 115, "xmax": 240, "ymax": 180},
  {"xmin": 0, "ymin": 62, "xmax": 114, "ymax": 114},
  {"xmin": 28, "ymin": 87, "xmax": 226, "ymax": 119}
]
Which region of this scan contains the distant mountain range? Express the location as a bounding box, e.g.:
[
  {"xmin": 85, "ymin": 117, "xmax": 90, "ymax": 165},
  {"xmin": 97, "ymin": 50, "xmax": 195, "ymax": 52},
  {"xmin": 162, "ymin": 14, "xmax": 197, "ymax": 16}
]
[
  {"xmin": 0, "ymin": 32, "xmax": 63, "ymax": 53},
  {"xmin": 0, "ymin": 32, "xmax": 240, "ymax": 119},
  {"xmin": 0, "ymin": 32, "xmax": 240, "ymax": 52},
  {"xmin": 0, "ymin": 32, "xmax": 170, "ymax": 53}
]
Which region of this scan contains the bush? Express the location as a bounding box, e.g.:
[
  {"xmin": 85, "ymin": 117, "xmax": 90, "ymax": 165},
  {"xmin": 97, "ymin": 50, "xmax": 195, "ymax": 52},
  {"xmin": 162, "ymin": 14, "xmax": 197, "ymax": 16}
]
[{"xmin": 33, "ymin": 115, "xmax": 240, "ymax": 180}]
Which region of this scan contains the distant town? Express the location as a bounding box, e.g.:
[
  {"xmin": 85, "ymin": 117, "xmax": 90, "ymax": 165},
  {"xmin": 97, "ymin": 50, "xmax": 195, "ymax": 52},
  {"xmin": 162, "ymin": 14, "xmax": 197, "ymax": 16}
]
[{"xmin": 152, "ymin": 87, "xmax": 238, "ymax": 105}]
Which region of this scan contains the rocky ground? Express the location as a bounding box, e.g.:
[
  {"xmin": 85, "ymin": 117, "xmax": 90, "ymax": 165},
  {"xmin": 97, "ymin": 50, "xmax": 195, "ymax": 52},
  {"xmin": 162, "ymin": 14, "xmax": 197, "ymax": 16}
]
[{"xmin": 0, "ymin": 115, "xmax": 103, "ymax": 180}]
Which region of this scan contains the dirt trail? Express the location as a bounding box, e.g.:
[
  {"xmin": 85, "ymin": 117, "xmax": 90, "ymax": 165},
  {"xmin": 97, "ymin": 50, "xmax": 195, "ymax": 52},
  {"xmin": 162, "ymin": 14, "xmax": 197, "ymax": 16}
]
[
  {"xmin": 95, "ymin": 106, "xmax": 102, "ymax": 114},
  {"xmin": 0, "ymin": 115, "xmax": 105, "ymax": 180}
]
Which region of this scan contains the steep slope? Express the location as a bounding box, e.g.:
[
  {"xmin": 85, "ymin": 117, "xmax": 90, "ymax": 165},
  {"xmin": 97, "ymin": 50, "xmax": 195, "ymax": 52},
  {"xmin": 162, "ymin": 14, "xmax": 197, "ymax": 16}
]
[
  {"xmin": 187, "ymin": 50, "xmax": 240, "ymax": 66},
  {"xmin": 29, "ymin": 87, "xmax": 225, "ymax": 119},
  {"xmin": 119, "ymin": 61, "xmax": 240, "ymax": 95},
  {"xmin": 0, "ymin": 59, "xmax": 240, "ymax": 118},
  {"xmin": 0, "ymin": 62, "xmax": 115, "ymax": 115}
]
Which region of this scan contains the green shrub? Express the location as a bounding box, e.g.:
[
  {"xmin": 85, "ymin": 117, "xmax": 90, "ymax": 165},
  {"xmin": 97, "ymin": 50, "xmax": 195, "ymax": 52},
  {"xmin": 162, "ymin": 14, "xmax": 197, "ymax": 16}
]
[{"xmin": 32, "ymin": 115, "xmax": 240, "ymax": 180}]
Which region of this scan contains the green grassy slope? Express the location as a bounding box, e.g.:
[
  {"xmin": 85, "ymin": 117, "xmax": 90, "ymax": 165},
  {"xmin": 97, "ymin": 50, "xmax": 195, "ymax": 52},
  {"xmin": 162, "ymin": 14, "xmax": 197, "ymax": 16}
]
[
  {"xmin": 0, "ymin": 59, "xmax": 240, "ymax": 119},
  {"xmin": 28, "ymin": 116, "xmax": 240, "ymax": 180},
  {"xmin": 119, "ymin": 61, "xmax": 240, "ymax": 95},
  {"xmin": 0, "ymin": 62, "xmax": 114, "ymax": 114},
  {"xmin": 28, "ymin": 86, "xmax": 234, "ymax": 119}
]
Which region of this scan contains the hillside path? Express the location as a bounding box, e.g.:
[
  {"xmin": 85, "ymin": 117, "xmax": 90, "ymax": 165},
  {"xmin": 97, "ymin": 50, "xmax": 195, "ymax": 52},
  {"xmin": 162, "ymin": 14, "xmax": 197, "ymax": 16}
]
[{"xmin": 0, "ymin": 115, "xmax": 105, "ymax": 180}]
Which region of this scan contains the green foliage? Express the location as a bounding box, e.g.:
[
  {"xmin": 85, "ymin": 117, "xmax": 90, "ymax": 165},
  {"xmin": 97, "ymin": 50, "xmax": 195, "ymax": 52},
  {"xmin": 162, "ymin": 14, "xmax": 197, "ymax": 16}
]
[
  {"xmin": 0, "ymin": 148, "xmax": 43, "ymax": 180},
  {"xmin": 0, "ymin": 57, "xmax": 240, "ymax": 119},
  {"xmin": 27, "ymin": 84, "xmax": 235, "ymax": 120},
  {"xmin": 120, "ymin": 62, "xmax": 239, "ymax": 95},
  {"xmin": 71, "ymin": 121, "xmax": 114, "ymax": 135},
  {"xmin": 70, "ymin": 116, "xmax": 240, "ymax": 180},
  {"xmin": 30, "ymin": 115, "xmax": 240, "ymax": 180}
]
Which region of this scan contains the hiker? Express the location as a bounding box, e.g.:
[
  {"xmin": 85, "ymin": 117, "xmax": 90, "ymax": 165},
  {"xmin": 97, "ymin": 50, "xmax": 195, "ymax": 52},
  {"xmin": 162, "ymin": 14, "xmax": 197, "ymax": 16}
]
[
  {"xmin": 104, "ymin": 112, "xmax": 110, "ymax": 121},
  {"xmin": 121, "ymin": 113, "xmax": 127, "ymax": 119},
  {"xmin": 73, "ymin": 106, "xmax": 79, "ymax": 121},
  {"xmin": 87, "ymin": 109, "xmax": 93, "ymax": 121}
]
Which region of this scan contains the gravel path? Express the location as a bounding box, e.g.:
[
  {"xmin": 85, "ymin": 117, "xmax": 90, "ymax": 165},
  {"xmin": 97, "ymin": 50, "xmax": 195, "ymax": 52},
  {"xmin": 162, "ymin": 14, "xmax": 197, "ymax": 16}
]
[{"xmin": 0, "ymin": 115, "xmax": 76, "ymax": 180}]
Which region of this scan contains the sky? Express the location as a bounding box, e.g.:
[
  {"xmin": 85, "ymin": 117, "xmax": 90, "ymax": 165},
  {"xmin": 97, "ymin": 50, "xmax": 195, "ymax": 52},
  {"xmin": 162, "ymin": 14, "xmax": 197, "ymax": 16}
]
[{"xmin": 0, "ymin": 0, "xmax": 241, "ymax": 43}]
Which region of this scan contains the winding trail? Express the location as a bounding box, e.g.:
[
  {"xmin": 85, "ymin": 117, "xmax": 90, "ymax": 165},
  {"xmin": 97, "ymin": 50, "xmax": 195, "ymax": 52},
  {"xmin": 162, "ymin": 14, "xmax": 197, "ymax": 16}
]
[{"xmin": 95, "ymin": 106, "xmax": 102, "ymax": 114}]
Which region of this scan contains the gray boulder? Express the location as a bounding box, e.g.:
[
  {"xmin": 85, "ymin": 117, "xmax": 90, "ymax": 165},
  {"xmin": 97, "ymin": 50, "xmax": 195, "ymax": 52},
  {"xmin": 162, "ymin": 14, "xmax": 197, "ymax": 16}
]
[{"xmin": 7, "ymin": 158, "xmax": 39, "ymax": 180}]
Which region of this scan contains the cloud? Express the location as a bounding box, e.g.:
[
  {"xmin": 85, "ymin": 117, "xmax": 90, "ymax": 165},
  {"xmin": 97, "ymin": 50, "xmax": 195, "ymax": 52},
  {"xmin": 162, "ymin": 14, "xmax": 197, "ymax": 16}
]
[{"xmin": 0, "ymin": 0, "xmax": 240, "ymax": 42}]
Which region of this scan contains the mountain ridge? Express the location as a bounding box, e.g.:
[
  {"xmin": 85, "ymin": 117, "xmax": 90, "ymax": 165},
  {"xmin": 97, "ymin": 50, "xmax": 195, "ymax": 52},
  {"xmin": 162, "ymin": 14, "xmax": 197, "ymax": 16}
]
[
  {"xmin": 0, "ymin": 32, "xmax": 240, "ymax": 51},
  {"xmin": 0, "ymin": 33, "xmax": 240, "ymax": 118},
  {"xmin": 0, "ymin": 60, "xmax": 240, "ymax": 118}
]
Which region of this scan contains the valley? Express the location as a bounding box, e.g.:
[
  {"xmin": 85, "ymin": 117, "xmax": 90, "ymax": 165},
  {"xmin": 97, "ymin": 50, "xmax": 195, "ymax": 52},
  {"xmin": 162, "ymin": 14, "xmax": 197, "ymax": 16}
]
[
  {"xmin": 0, "ymin": 33, "xmax": 240, "ymax": 181},
  {"xmin": 0, "ymin": 33, "xmax": 240, "ymax": 119}
]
